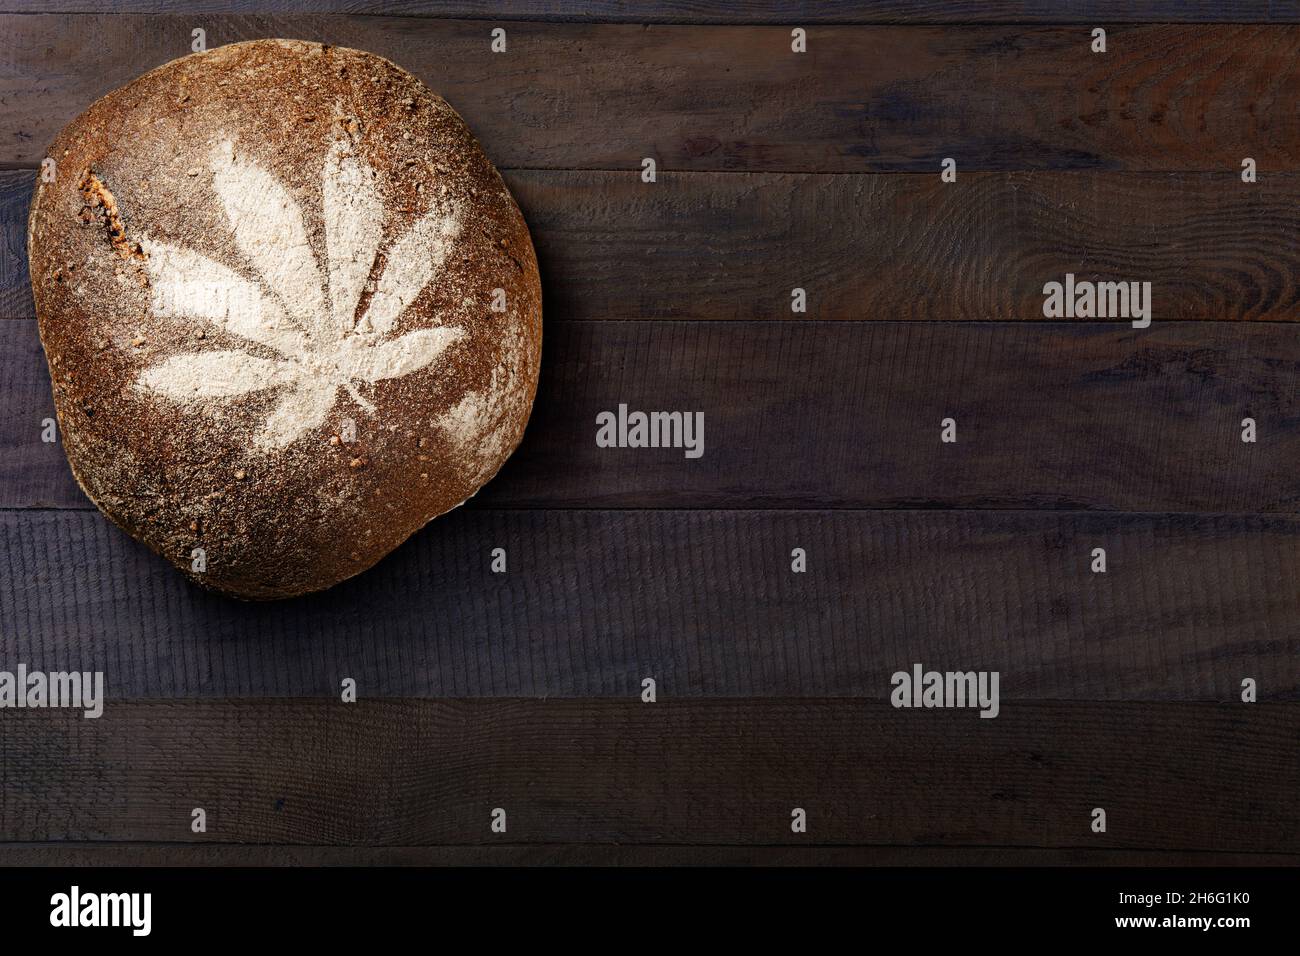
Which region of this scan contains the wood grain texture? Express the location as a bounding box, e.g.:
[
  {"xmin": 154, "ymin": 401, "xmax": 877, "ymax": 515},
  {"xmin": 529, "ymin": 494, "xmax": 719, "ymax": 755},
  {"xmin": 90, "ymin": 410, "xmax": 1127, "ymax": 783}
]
[
  {"xmin": 5, "ymin": 318, "xmax": 1299, "ymax": 513},
  {"xmin": 2, "ymin": 2, "xmax": 1296, "ymax": 23},
  {"xmin": 4, "ymin": 508, "xmax": 1299, "ymax": 700},
  {"xmin": 2, "ymin": 17, "xmax": 1296, "ymax": 171},
  {"xmin": 1, "ymin": 9, "xmax": 1296, "ymax": 867},
  {"xmin": 3, "ymin": 844, "xmax": 1297, "ymax": 867},
  {"xmin": 2, "ymin": 699, "xmax": 1296, "ymax": 850},
  {"xmin": 0, "ymin": 173, "xmax": 30, "ymax": 319},
  {"xmin": 5, "ymin": 168, "xmax": 1298, "ymax": 323}
]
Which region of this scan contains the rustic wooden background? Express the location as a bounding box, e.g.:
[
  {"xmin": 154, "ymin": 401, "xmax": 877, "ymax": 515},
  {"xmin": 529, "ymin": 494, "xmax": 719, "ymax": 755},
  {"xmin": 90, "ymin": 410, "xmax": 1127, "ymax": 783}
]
[{"xmin": 1, "ymin": 1, "xmax": 1298, "ymax": 866}]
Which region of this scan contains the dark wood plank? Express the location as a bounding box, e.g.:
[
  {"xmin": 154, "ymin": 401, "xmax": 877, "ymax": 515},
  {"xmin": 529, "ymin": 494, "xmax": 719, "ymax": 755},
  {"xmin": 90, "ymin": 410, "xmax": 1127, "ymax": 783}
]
[
  {"xmin": 1, "ymin": 2, "xmax": 1295, "ymax": 24},
  {"xmin": 3, "ymin": 844, "xmax": 1297, "ymax": 866},
  {"xmin": 3, "ymin": 508, "xmax": 1298, "ymax": 700},
  {"xmin": 4, "ymin": 318, "xmax": 1299, "ymax": 512},
  {"xmin": 2, "ymin": 699, "xmax": 1295, "ymax": 850},
  {"xmin": 6, "ymin": 168, "xmax": 1298, "ymax": 324},
  {"xmin": 3, "ymin": 17, "xmax": 1296, "ymax": 171},
  {"xmin": 0, "ymin": 172, "xmax": 29, "ymax": 320}
]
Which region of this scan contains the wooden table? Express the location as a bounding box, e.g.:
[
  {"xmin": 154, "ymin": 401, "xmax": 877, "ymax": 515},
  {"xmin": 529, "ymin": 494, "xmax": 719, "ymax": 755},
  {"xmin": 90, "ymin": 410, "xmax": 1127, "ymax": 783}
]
[{"xmin": 1, "ymin": 1, "xmax": 1298, "ymax": 866}]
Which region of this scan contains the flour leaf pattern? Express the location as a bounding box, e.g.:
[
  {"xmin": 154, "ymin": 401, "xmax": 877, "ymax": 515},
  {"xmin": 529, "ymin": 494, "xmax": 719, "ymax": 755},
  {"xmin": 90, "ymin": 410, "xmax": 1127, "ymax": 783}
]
[{"xmin": 136, "ymin": 137, "xmax": 464, "ymax": 452}]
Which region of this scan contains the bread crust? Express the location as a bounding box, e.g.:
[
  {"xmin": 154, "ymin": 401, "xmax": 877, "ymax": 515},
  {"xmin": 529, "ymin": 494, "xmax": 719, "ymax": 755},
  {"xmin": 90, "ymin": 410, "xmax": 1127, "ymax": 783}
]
[{"xmin": 28, "ymin": 39, "xmax": 542, "ymax": 600}]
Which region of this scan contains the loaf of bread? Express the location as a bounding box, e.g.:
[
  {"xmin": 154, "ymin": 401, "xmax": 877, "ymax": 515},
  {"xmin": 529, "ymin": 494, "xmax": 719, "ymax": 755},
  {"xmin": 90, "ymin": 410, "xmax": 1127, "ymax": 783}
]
[{"xmin": 27, "ymin": 39, "xmax": 542, "ymax": 599}]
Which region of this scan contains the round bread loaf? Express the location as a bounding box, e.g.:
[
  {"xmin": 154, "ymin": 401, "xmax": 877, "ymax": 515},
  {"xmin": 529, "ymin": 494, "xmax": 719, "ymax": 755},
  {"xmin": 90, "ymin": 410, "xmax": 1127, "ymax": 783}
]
[{"xmin": 27, "ymin": 39, "xmax": 542, "ymax": 600}]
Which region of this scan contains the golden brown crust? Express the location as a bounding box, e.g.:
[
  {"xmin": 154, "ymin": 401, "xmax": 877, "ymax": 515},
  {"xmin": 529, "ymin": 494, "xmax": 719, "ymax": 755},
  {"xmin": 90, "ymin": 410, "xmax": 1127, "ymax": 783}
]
[{"xmin": 28, "ymin": 39, "xmax": 542, "ymax": 600}]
